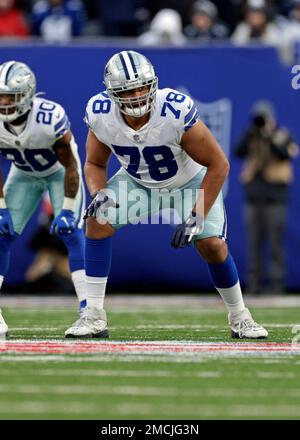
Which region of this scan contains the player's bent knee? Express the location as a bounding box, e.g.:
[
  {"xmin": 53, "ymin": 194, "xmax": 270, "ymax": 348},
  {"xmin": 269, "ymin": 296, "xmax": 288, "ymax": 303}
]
[
  {"xmin": 195, "ymin": 237, "xmax": 227, "ymax": 263},
  {"xmin": 86, "ymin": 217, "xmax": 115, "ymax": 239}
]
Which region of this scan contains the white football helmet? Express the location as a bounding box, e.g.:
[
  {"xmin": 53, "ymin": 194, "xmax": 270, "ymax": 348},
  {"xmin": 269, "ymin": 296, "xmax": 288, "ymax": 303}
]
[
  {"xmin": 0, "ymin": 61, "xmax": 36, "ymax": 122},
  {"xmin": 104, "ymin": 50, "xmax": 158, "ymax": 118}
]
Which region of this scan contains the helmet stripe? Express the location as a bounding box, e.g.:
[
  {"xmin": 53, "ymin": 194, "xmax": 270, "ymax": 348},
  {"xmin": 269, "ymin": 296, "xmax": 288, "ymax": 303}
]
[
  {"xmin": 119, "ymin": 52, "xmax": 130, "ymax": 80},
  {"xmin": 5, "ymin": 62, "xmax": 16, "ymax": 85},
  {"xmin": 120, "ymin": 51, "xmax": 137, "ymax": 81},
  {"xmin": 0, "ymin": 61, "xmax": 16, "ymax": 85},
  {"xmin": 0, "ymin": 65, "xmax": 6, "ymax": 84},
  {"xmin": 127, "ymin": 51, "xmax": 138, "ymax": 77}
]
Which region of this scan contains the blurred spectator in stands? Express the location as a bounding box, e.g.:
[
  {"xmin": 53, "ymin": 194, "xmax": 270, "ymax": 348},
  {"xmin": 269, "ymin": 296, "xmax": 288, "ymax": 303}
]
[
  {"xmin": 268, "ymin": 0, "xmax": 300, "ymax": 62},
  {"xmin": 231, "ymin": 0, "xmax": 281, "ymax": 44},
  {"xmin": 0, "ymin": 0, "xmax": 29, "ymax": 38},
  {"xmin": 93, "ymin": 0, "xmax": 149, "ymax": 37},
  {"xmin": 80, "ymin": 0, "xmax": 101, "ymax": 36},
  {"xmin": 288, "ymin": 0, "xmax": 300, "ymax": 21},
  {"xmin": 146, "ymin": 0, "xmax": 195, "ymax": 30},
  {"xmin": 235, "ymin": 101, "xmax": 299, "ymax": 294},
  {"xmin": 138, "ymin": 8, "xmax": 187, "ymax": 46},
  {"xmin": 31, "ymin": 0, "xmax": 86, "ymax": 42},
  {"xmin": 277, "ymin": 0, "xmax": 300, "ymax": 43},
  {"xmin": 212, "ymin": 0, "xmax": 244, "ymax": 34},
  {"xmin": 184, "ymin": 0, "xmax": 229, "ymax": 40}
]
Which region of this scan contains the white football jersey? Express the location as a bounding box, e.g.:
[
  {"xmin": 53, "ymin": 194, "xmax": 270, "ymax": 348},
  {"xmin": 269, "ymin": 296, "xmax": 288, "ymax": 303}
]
[
  {"xmin": 85, "ymin": 88, "xmax": 202, "ymax": 189},
  {"xmin": 0, "ymin": 96, "xmax": 79, "ymax": 178}
]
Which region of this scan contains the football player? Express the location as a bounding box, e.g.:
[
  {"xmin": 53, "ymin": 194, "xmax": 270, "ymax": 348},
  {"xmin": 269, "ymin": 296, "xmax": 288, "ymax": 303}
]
[
  {"xmin": 0, "ymin": 61, "xmax": 86, "ymax": 337},
  {"xmin": 65, "ymin": 50, "xmax": 268, "ymax": 339}
]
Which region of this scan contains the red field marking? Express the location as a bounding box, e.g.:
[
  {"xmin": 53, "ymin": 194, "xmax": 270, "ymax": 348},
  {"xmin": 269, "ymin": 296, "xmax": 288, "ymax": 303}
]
[{"xmin": 0, "ymin": 341, "xmax": 300, "ymax": 355}]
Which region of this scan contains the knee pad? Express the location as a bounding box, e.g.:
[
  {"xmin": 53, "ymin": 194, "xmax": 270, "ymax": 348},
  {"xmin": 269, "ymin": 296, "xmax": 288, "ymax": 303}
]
[{"xmin": 59, "ymin": 228, "xmax": 85, "ymax": 272}]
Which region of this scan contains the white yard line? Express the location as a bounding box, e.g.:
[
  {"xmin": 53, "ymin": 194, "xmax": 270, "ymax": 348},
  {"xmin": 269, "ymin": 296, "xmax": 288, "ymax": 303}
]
[
  {"xmin": 256, "ymin": 372, "xmax": 297, "ymax": 379},
  {"xmin": 0, "ymin": 367, "xmax": 222, "ymax": 378},
  {"xmin": 0, "ymin": 400, "xmax": 298, "ymax": 418},
  {"xmin": 9, "ymin": 328, "xmax": 63, "ymax": 331},
  {"xmin": 0, "ymin": 354, "xmax": 297, "ymax": 362},
  {"xmin": 114, "ymin": 403, "xmax": 300, "ymax": 418},
  {"xmin": 121, "ymin": 323, "xmax": 298, "ymax": 329},
  {"xmin": 0, "ymin": 401, "xmax": 101, "ymax": 415},
  {"xmin": 7, "ymin": 323, "xmax": 299, "ymax": 332},
  {"xmin": 0, "ymin": 384, "xmax": 300, "ymax": 399},
  {"xmin": 223, "ymin": 358, "xmax": 293, "ymax": 364},
  {"xmin": 224, "ymin": 405, "xmax": 300, "ymax": 418}
]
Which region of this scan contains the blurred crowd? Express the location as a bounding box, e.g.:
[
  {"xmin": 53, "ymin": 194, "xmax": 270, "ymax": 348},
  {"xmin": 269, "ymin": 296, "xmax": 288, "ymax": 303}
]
[{"xmin": 2, "ymin": 0, "xmax": 300, "ymax": 51}]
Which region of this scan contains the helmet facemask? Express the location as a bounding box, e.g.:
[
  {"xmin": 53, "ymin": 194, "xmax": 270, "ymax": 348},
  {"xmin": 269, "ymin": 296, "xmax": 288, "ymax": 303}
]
[
  {"xmin": 0, "ymin": 91, "xmax": 32, "ymax": 122},
  {"xmin": 107, "ymin": 77, "xmax": 157, "ymax": 118},
  {"xmin": 0, "ymin": 61, "xmax": 36, "ymax": 123}
]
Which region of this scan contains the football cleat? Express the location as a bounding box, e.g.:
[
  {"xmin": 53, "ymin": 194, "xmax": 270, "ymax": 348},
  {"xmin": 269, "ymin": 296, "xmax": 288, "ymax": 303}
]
[
  {"xmin": 65, "ymin": 307, "xmax": 109, "ymax": 338},
  {"xmin": 0, "ymin": 308, "xmax": 8, "ymax": 338},
  {"xmin": 229, "ymin": 308, "xmax": 268, "ymax": 339}
]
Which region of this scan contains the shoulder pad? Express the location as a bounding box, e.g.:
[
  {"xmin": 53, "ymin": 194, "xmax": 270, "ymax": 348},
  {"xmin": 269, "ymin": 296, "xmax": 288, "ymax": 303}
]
[
  {"xmin": 34, "ymin": 97, "xmax": 70, "ymax": 139},
  {"xmin": 158, "ymin": 88, "xmax": 199, "ymax": 131},
  {"xmin": 84, "ymin": 92, "xmax": 112, "ymax": 129}
]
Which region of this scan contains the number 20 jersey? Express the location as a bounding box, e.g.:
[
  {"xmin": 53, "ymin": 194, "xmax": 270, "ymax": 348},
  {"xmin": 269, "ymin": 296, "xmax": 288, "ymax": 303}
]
[
  {"xmin": 85, "ymin": 88, "xmax": 202, "ymax": 189},
  {"xmin": 0, "ymin": 96, "xmax": 78, "ymax": 178}
]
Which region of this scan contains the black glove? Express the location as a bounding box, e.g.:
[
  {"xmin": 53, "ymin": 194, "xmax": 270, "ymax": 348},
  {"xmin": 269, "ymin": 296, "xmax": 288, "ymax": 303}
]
[
  {"xmin": 171, "ymin": 212, "xmax": 204, "ymax": 249},
  {"xmin": 83, "ymin": 190, "xmax": 119, "ymax": 219}
]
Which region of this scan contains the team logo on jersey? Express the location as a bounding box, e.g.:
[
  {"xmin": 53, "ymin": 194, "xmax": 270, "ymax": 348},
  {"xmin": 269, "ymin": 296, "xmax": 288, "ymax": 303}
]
[{"xmin": 133, "ymin": 134, "xmax": 141, "ymax": 142}]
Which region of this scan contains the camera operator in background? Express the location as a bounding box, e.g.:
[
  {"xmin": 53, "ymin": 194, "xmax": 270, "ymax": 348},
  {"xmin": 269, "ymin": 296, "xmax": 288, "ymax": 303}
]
[{"xmin": 235, "ymin": 101, "xmax": 299, "ymax": 295}]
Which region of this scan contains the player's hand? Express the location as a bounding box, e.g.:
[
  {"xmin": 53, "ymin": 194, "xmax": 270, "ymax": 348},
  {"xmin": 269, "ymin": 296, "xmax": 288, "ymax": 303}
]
[
  {"xmin": 0, "ymin": 208, "xmax": 14, "ymax": 236},
  {"xmin": 50, "ymin": 209, "xmax": 76, "ymax": 235},
  {"xmin": 83, "ymin": 190, "xmax": 119, "ymax": 220},
  {"xmin": 171, "ymin": 212, "xmax": 204, "ymax": 249}
]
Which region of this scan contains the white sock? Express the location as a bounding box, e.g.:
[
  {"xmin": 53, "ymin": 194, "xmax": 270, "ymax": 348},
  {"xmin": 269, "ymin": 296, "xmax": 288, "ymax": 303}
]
[
  {"xmin": 0, "ymin": 275, "xmax": 4, "ymax": 291},
  {"xmin": 86, "ymin": 275, "xmax": 107, "ymax": 310},
  {"xmin": 216, "ymin": 280, "xmax": 245, "ymax": 315},
  {"xmin": 71, "ymin": 270, "xmax": 86, "ymax": 304}
]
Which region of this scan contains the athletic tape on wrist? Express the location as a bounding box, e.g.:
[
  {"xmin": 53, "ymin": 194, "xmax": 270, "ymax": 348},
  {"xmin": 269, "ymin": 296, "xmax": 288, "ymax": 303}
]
[
  {"xmin": 62, "ymin": 197, "xmax": 76, "ymax": 212},
  {"xmin": 0, "ymin": 198, "xmax": 7, "ymax": 209}
]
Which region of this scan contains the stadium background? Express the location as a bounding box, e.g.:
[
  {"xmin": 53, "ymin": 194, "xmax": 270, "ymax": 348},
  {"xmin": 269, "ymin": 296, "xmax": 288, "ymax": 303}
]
[{"xmin": 0, "ymin": 44, "xmax": 299, "ymax": 292}]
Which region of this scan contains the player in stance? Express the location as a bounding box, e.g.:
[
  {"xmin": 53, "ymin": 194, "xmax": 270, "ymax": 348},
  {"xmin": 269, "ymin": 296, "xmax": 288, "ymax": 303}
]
[
  {"xmin": 65, "ymin": 50, "xmax": 268, "ymax": 339},
  {"xmin": 0, "ymin": 61, "xmax": 86, "ymax": 337}
]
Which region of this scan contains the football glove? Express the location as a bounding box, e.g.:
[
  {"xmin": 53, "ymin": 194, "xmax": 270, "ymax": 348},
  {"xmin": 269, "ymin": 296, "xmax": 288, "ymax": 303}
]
[
  {"xmin": 83, "ymin": 190, "xmax": 119, "ymax": 219},
  {"xmin": 171, "ymin": 211, "xmax": 204, "ymax": 249},
  {"xmin": 50, "ymin": 209, "xmax": 76, "ymax": 235},
  {"xmin": 0, "ymin": 208, "xmax": 14, "ymax": 236}
]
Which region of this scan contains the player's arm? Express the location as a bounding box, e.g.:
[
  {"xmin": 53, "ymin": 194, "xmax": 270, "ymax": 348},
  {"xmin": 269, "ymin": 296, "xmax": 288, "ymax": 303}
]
[
  {"xmin": 53, "ymin": 130, "xmax": 79, "ymax": 200},
  {"xmin": 181, "ymin": 119, "xmax": 230, "ymax": 218},
  {"xmin": 83, "ymin": 129, "xmax": 118, "ymax": 219},
  {"xmin": 50, "ymin": 130, "xmax": 79, "ymax": 235},
  {"xmin": 0, "ymin": 166, "xmax": 14, "ymax": 235},
  {"xmin": 84, "ymin": 129, "xmax": 111, "ymax": 195},
  {"xmin": 0, "ymin": 167, "xmax": 4, "ymax": 199}
]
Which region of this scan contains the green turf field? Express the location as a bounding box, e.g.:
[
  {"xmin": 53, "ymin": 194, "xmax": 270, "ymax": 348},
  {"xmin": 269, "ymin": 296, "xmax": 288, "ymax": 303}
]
[{"xmin": 0, "ymin": 295, "xmax": 300, "ymax": 420}]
